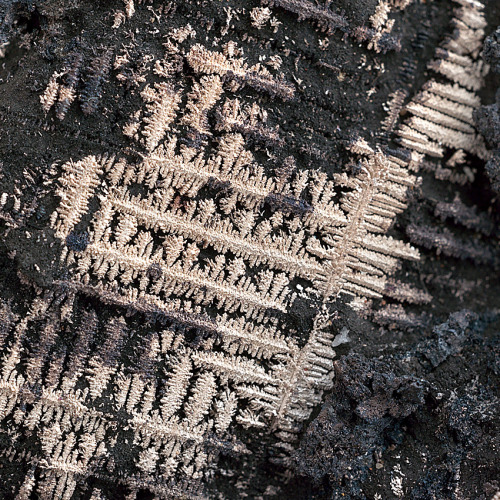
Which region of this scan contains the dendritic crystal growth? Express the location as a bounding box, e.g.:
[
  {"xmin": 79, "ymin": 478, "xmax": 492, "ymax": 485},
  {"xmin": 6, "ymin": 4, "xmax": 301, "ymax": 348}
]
[{"xmin": 0, "ymin": 0, "xmax": 498, "ymax": 498}]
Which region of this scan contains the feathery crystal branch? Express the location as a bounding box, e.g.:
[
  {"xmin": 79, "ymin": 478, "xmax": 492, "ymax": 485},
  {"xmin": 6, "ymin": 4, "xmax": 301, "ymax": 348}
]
[{"xmin": 186, "ymin": 44, "xmax": 295, "ymax": 100}]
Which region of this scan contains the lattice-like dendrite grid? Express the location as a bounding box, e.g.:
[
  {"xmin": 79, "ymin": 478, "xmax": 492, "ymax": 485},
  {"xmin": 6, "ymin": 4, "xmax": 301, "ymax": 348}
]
[{"xmin": 0, "ymin": 0, "xmax": 496, "ymax": 498}]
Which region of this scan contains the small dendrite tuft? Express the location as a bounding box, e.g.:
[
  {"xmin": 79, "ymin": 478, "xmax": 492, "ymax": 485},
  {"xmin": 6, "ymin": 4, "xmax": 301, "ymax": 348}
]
[
  {"xmin": 263, "ymin": 0, "xmax": 349, "ymax": 34},
  {"xmin": 80, "ymin": 49, "xmax": 113, "ymax": 115},
  {"xmin": 250, "ymin": 7, "xmax": 272, "ymax": 29},
  {"xmin": 406, "ymin": 224, "xmax": 496, "ymax": 266},
  {"xmin": 55, "ymin": 51, "xmax": 83, "ymax": 120}
]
